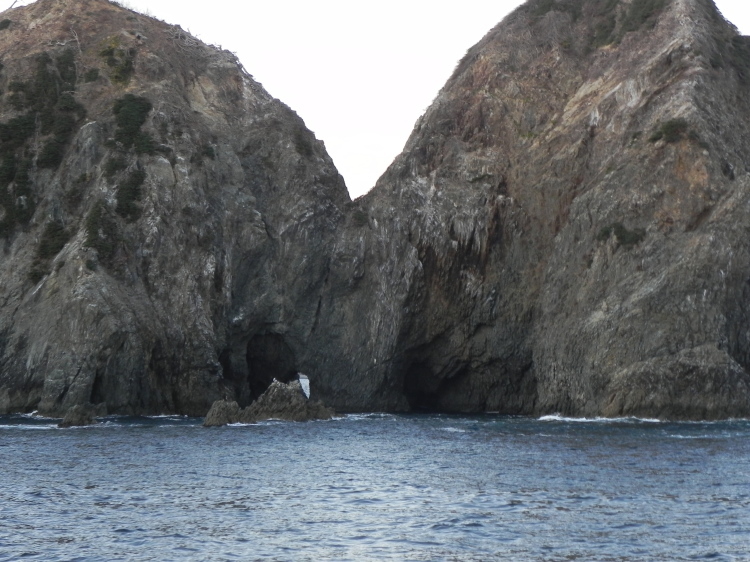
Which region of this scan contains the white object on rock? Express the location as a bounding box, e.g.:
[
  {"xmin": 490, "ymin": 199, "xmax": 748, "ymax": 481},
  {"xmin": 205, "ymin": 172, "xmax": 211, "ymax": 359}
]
[{"xmin": 297, "ymin": 373, "xmax": 310, "ymax": 399}]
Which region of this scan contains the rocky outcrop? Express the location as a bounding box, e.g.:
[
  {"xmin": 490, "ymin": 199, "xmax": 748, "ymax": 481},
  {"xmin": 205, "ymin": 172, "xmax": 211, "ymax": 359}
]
[
  {"xmin": 240, "ymin": 379, "xmax": 334, "ymax": 423},
  {"xmin": 203, "ymin": 399, "xmax": 240, "ymax": 427},
  {"xmin": 0, "ymin": 0, "xmax": 348, "ymax": 417},
  {"xmin": 203, "ymin": 380, "xmax": 334, "ymax": 426}
]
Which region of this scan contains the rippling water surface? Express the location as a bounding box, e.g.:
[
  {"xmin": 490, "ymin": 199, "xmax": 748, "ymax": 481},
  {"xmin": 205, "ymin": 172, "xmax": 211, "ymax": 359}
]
[{"xmin": 1, "ymin": 413, "xmax": 749, "ymax": 561}]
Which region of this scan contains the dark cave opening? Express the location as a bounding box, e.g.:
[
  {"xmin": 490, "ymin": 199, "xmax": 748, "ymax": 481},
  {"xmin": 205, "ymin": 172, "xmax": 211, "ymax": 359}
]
[
  {"xmin": 218, "ymin": 348, "xmax": 233, "ymax": 381},
  {"xmin": 403, "ymin": 361, "xmax": 443, "ymax": 412},
  {"xmin": 246, "ymin": 334, "xmax": 298, "ymax": 400},
  {"xmin": 403, "ymin": 358, "xmax": 477, "ymax": 413}
]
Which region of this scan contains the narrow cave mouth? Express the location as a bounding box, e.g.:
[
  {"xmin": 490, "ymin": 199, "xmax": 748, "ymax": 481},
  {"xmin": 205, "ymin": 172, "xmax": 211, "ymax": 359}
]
[{"xmin": 246, "ymin": 334, "xmax": 298, "ymax": 400}]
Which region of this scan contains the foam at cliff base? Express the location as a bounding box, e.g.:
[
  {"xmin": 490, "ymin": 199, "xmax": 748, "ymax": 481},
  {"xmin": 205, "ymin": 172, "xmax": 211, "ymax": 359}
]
[{"xmin": 539, "ymin": 414, "xmax": 662, "ymax": 424}]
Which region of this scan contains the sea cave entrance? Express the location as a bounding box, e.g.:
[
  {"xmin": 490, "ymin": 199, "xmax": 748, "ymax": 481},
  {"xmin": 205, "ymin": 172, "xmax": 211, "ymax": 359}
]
[{"xmin": 245, "ymin": 334, "xmax": 298, "ymax": 400}]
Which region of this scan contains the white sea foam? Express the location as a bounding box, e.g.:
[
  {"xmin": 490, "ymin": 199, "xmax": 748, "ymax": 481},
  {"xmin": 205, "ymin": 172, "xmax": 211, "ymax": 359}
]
[
  {"xmin": 341, "ymin": 413, "xmax": 398, "ymax": 422},
  {"xmin": 0, "ymin": 424, "xmax": 57, "ymax": 430},
  {"xmin": 441, "ymin": 427, "xmax": 467, "ymax": 433},
  {"xmin": 18, "ymin": 411, "xmax": 58, "ymax": 421},
  {"xmin": 539, "ymin": 414, "xmax": 662, "ymax": 424}
]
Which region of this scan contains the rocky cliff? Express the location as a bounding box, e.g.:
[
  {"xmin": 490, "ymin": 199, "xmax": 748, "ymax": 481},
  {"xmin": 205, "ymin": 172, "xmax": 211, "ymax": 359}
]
[
  {"xmin": 0, "ymin": 0, "xmax": 348, "ymax": 416},
  {"xmin": 310, "ymin": 0, "xmax": 750, "ymax": 419},
  {"xmin": 2, "ymin": 0, "xmax": 750, "ymax": 420}
]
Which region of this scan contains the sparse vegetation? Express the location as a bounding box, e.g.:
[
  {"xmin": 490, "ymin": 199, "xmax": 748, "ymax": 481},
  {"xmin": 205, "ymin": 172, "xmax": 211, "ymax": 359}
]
[
  {"xmin": 0, "ymin": 114, "xmax": 35, "ymax": 151},
  {"xmin": 597, "ymin": 222, "xmax": 646, "ymax": 248},
  {"xmin": 84, "ymin": 68, "xmax": 100, "ymax": 83},
  {"xmin": 38, "ymin": 114, "xmax": 78, "ymax": 169},
  {"xmin": 294, "ymin": 128, "xmax": 314, "ymax": 158},
  {"xmin": 200, "ymin": 144, "xmax": 216, "ymax": 160},
  {"xmin": 99, "ymin": 37, "xmax": 135, "ymax": 84},
  {"xmin": 588, "ymin": 0, "xmax": 620, "ymax": 48},
  {"xmin": 620, "ymin": 0, "xmax": 668, "ymax": 36},
  {"xmin": 351, "ymin": 209, "xmax": 369, "ymax": 228},
  {"xmin": 113, "ymin": 94, "xmax": 155, "ymax": 153},
  {"xmin": 37, "ymin": 221, "xmax": 71, "ymax": 260},
  {"xmin": 115, "ymin": 169, "xmax": 146, "ymax": 221},
  {"xmin": 583, "ymin": 0, "xmax": 669, "ymax": 49},
  {"xmin": 0, "ymin": 51, "xmax": 85, "ymax": 236},
  {"xmin": 29, "ymin": 221, "xmax": 72, "ymax": 282},
  {"xmin": 722, "ymin": 35, "xmax": 750, "ymax": 83},
  {"xmin": 11, "ymin": 160, "xmax": 32, "ymax": 225},
  {"xmin": 84, "ymin": 200, "xmax": 118, "ymax": 261},
  {"xmin": 57, "ymin": 50, "xmax": 77, "ymax": 91},
  {"xmin": 530, "ymin": 0, "xmax": 582, "ymax": 21},
  {"xmin": 191, "ymin": 143, "xmax": 216, "ymax": 164},
  {"xmin": 104, "ymin": 155, "xmax": 128, "ymax": 178},
  {"xmin": 0, "ymin": 19, "xmax": 11, "ymax": 31},
  {"xmin": 649, "ymin": 118, "xmax": 689, "ymax": 143},
  {"xmin": 0, "ymin": 156, "xmax": 34, "ymax": 235}
]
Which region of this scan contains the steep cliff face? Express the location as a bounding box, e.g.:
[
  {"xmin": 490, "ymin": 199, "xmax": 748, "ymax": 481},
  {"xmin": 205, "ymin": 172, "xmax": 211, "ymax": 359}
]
[
  {"xmin": 2, "ymin": 0, "xmax": 750, "ymax": 421},
  {"xmin": 0, "ymin": 0, "xmax": 348, "ymax": 415},
  {"xmin": 315, "ymin": 0, "xmax": 750, "ymax": 419}
]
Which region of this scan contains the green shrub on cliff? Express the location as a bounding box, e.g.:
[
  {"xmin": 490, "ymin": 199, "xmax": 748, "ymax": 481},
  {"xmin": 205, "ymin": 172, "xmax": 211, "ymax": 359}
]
[
  {"xmin": 116, "ymin": 169, "xmax": 147, "ymax": 221},
  {"xmin": 0, "ymin": 158, "xmax": 34, "ymax": 235},
  {"xmin": 84, "ymin": 68, "xmax": 100, "ymax": 83},
  {"xmin": 597, "ymin": 222, "xmax": 646, "ymax": 248},
  {"xmin": 530, "ymin": 0, "xmax": 582, "ymax": 21},
  {"xmin": 37, "ymin": 221, "xmax": 71, "ymax": 260},
  {"xmin": 29, "ymin": 221, "xmax": 72, "ymax": 282},
  {"xmin": 104, "ymin": 155, "xmax": 128, "ymax": 178},
  {"xmin": 99, "ymin": 38, "xmax": 135, "ymax": 84},
  {"xmin": 649, "ymin": 118, "xmax": 689, "ymax": 143},
  {"xmin": 351, "ymin": 209, "xmax": 369, "ymax": 228},
  {"xmin": 113, "ymin": 94, "xmax": 155, "ymax": 154},
  {"xmin": 85, "ymin": 201, "xmax": 119, "ymax": 261},
  {"xmin": 621, "ymin": 0, "xmax": 668, "ymax": 35}
]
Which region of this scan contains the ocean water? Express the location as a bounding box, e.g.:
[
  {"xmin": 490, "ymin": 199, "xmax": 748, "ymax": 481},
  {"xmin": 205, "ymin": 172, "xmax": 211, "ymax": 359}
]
[{"xmin": 1, "ymin": 413, "xmax": 749, "ymax": 561}]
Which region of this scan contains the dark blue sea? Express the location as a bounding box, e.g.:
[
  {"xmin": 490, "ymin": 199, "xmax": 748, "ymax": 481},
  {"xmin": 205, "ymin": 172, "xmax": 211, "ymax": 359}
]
[{"xmin": 1, "ymin": 413, "xmax": 749, "ymax": 561}]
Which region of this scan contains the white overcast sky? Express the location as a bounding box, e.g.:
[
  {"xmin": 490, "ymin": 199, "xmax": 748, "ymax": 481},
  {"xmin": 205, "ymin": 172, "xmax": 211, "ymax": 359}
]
[{"xmin": 7, "ymin": 0, "xmax": 750, "ymax": 197}]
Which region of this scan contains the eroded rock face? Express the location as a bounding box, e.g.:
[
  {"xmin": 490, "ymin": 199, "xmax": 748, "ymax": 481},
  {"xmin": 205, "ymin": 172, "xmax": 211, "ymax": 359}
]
[
  {"xmin": 0, "ymin": 0, "xmax": 348, "ymax": 416},
  {"xmin": 308, "ymin": 0, "xmax": 750, "ymax": 419}
]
